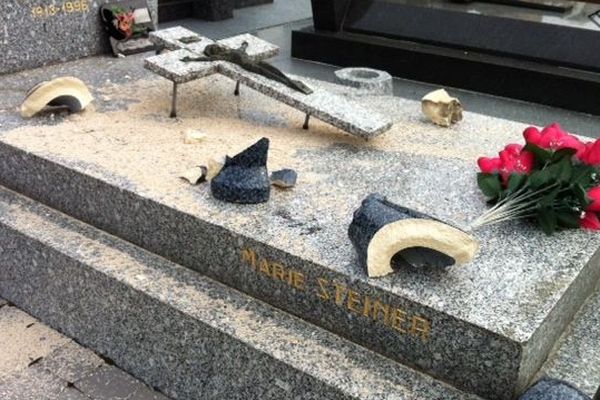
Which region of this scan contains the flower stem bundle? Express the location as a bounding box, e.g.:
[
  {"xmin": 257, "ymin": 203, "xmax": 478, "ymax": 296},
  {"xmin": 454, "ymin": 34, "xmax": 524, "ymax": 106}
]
[{"xmin": 474, "ymin": 123, "xmax": 600, "ymax": 234}]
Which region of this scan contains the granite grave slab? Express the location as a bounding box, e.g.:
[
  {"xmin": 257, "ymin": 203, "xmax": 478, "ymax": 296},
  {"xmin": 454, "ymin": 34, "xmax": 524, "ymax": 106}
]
[
  {"xmin": 1, "ymin": 0, "xmax": 158, "ymax": 74},
  {"xmin": 0, "ymin": 75, "xmax": 598, "ymax": 399},
  {"xmin": 0, "ymin": 186, "xmax": 479, "ymax": 400},
  {"xmin": 144, "ymin": 27, "xmax": 393, "ymax": 139}
]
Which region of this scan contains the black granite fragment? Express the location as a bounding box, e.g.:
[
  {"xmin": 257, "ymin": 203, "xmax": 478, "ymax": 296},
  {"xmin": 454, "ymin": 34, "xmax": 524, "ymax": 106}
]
[
  {"xmin": 211, "ymin": 138, "xmax": 270, "ymax": 204},
  {"xmin": 270, "ymin": 169, "xmax": 297, "ymax": 188},
  {"xmin": 348, "ymin": 193, "xmax": 456, "ymax": 271},
  {"xmin": 520, "ymin": 379, "xmax": 591, "ymax": 400}
]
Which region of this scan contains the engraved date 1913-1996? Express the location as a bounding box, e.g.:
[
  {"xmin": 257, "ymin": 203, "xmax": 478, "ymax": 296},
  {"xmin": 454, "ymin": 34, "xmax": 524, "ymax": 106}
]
[{"xmin": 31, "ymin": 0, "xmax": 90, "ymax": 18}]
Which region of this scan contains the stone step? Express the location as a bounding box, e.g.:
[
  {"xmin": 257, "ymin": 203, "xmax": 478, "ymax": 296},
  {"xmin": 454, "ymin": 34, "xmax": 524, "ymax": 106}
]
[
  {"xmin": 537, "ymin": 282, "xmax": 600, "ymax": 398},
  {"xmin": 0, "ymin": 302, "xmax": 170, "ymax": 400},
  {"xmin": 0, "ymin": 186, "xmax": 479, "ymax": 400},
  {"xmin": 1, "ymin": 92, "xmax": 600, "ymax": 399}
]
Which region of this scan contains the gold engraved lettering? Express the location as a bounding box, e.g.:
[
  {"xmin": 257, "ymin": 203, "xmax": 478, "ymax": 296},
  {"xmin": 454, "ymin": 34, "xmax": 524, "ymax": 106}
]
[
  {"xmin": 410, "ymin": 316, "xmax": 431, "ymax": 342},
  {"xmin": 333, "ymin": 282, "xmax": 347, "ymax": 306},
  {"xmin": 316, "ymin": 278, "xmax": 330, "ymax": 301},
  {"xmin": 292, "ymin": 272, "xmax": 306, "ymax": 291},
  {"xmin": 271, "ymin": 263, "xmax": 286, "ymax": 282},
  {"xmin": 259, "ymin": 258, "xmax": 270, "ymax": 275},
  {"xmin": 363, "ymin": 297, "xmax": 390, "ymax": 326},
  {"xmin": 346, "ymin": 290, "xmax": 362, "ymax": 313},
  {"xmin": 391, "ymin": 308, "xmax": 407, "ymax": 333},
  {"xmin": 239, "ymin": 247, "xmax": 433, "ymax": 341},
  {"xmin": 240, "ymin": 248, "xmax": 257, "ymax": 268}
]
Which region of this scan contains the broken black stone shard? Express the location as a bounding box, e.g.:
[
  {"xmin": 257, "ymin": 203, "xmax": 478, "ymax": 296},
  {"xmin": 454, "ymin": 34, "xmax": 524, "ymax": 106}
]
[
  {"xmin": 520, "ymin": 379, "xmax": 591, "ymax": 400},
  {"xmin": 210, "ymin": 138, "xmax": 271, "ymax": 204},
  {"xmin": 348, "ymin": 193, "xmax": 478, "ymax": 278},
  {"xmin": 270, "ymin": 169, "xmax": 297, "ymax": 189}
]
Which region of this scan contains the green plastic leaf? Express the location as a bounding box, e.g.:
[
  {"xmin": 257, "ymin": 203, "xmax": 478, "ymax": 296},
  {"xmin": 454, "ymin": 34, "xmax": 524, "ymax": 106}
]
[
  {"xmin": 555, "ymin": 157, "xmax": 573, "ymax": 183},
  {"xmin": 551, "ymin": 148, "xmax": 577, "ymax": 162},
  {"xmin": 571, "ymin": 165, "xmax": 597, "ymax": 187},
  {"xmin": 539, "ymin": 187, "xmax": 561, "ymax": 208},
  {"xmin": 477, "ymin": 173, "xmax": 502, "ymax": 199},
  {"xmin": 573, "ymin": 184, "xmax": 591, "ymax": 206},
  {"xmin": 524, "ymin": 143, "xmax": 553, "ymax": 164},
  {"xmin": 529, "ymin": 169, "xmax": 551, "ymax": 188},
  {"xmin": 556, "ymin": 211, "xmax": 581, "ymax": 229},
  {"xmin": 537, "ymin": 207, "xmax": 557, "ymax": 235},
  {"xmin": 507, "ymin": 174, "xmax": 527, "ymax": 194}
]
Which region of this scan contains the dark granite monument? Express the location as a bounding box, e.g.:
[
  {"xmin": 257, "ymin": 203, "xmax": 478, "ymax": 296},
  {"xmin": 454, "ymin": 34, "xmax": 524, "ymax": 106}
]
[
  {"xmin": 157, "ymin": 0, "xmax": 274, "ymax": 22},
  {"xmin": 292, "ymin": 0, "xmax": 600, "ymax": 115},
  {"xmin": 1, "ymin": 0, "xmax": 158, "ymax": 74}
]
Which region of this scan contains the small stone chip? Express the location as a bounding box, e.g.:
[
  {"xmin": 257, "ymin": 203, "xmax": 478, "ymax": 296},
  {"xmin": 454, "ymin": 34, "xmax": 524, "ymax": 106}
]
[
  {"xmin": 270, "ymin": 169, "xmax": 297, "ymax": 189},
  {"xmin": 183, "ymin": 129, "xmax": 207, "ymax": 144},
  {"xmin": 179, "ymin": 166, "xmax": 207, "ymax": 185},
  {"xmin": 421, "ymin": 89, "xmax": 463, "ymax": 127},
  {"xmin": 206, "ymin": 156, "xmax": 226, "ymax": 180}
]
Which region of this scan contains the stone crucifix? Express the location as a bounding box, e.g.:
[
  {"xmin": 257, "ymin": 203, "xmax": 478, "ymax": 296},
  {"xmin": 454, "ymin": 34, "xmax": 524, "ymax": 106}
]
[{"xmin": 144, "ymin": 27, "xmax": 392, "ymax": 139}]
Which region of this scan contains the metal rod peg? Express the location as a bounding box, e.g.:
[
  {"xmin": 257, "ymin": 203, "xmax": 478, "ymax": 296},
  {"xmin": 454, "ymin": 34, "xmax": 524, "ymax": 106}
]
[
  {"xmin": 234, "ymin": 81, "xmax": 240, "ymax": 96},
  {"xmin": 170, "ymin": 82, "xmax": 178, "ymax": 118},
  {"xmin": 303, "ymin": 114, "xmax": 310, "ymax": 130}
]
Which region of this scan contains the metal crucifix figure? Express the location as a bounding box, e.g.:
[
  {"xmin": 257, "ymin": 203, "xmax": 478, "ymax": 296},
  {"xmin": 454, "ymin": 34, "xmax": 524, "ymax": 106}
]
[{"xmin": 181, "ymin": 42, "xmax": 314, "ymax": 95}]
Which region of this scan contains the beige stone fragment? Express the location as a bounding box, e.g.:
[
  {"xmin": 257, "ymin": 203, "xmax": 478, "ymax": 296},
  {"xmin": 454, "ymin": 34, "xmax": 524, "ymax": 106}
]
[
  {"xmin": 421, "ymin": 89, "xmax": 463, "ymax": 127},
  {"xmin": 179, "ymin": 166, "xmax": 207, "ymax": 185},
  {"xmin": 20, "ymin": 77, "xmax": 93, "ymax": 118},
  {"xmin": 367, "ymin": 219, "xmax": 478, "ymax": 278},
  {"xmin": 206, "ymin": 156, "xmax": 226, "ymax": 180},
  {"xmin": 183, "ymin": 129, "xmax": 207, "ymax": 144}
]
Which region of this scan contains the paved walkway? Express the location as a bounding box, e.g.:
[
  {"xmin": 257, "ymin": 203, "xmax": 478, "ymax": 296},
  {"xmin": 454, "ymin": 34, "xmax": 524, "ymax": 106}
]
[{"xmin": 0, "ymin": 298, "xmax": 170, "ymax": 400}]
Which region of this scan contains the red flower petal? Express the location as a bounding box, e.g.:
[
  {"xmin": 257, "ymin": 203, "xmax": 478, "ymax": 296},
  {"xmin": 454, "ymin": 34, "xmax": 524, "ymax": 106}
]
[
  {"xmin": 581, "ymin": 212, "xmax": 600, "ymax": 230},
  {"xmin": 523, "ymin": 127, "xmax": 541, "ymax": 145},
  {"xmin": 477, "ymin": 157, "xmax": 502, "ymax": 174},
  {"xmin": 587, "ymin": 187, "xmax": 600, "ymax": 212},
  {"xmin": 581, "ymin": 139, "xmax": 600, "ymax": 166}
]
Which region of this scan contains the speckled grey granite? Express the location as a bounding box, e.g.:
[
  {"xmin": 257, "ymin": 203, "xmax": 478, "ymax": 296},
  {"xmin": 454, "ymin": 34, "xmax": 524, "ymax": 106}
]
[
  {"xmin": 211, "ymin": 137, "xmax": 271, "ymax": 204},
  {"xmin": 149, "ymin": 28, "xmax": 279, "ymax": 60},
  {"xmin": 192, "ymin": 0, "xmax": 234, "ymax": 21},
  {"xmin": 0, "ymin": 0, "xmax": 157, "ymax": 74},
  {"xmin": 335, "ymin": 68, "xmax": 393, "ymax": 96},
  {"xmin": 538, "ymin": 284, "xmax": 600, "ymax": 397},
  {"xmin": 519, "ymin": 379, "xmax": 591, "ymax": 400},
  {"xmin": 144, "ymin": 28, "xmax": 392, "ymax": 138},
  {"xmin": 0, "ymin": 186, "xmax": 480, "ymax": 400},
  {"xmin": 1, "ymin": 134, "xmax": 599, "ymax": 399}
]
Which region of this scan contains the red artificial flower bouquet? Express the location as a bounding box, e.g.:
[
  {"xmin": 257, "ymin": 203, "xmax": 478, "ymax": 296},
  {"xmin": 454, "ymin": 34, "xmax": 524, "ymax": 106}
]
[{"xmin": 474, "ymin": 123, "xmax": 600, "ymax": 233}]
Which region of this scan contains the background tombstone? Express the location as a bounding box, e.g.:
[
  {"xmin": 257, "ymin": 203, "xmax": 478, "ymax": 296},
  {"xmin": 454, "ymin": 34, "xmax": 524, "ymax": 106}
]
[{"xmin": 1, "ymin": 0, "xmax": 158, "ymax": 75}]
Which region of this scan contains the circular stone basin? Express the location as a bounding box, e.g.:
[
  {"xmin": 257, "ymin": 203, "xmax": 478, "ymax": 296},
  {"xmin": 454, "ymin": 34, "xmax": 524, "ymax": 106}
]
[{"xmin": 334, "ymin": 67, "xmax": 393, "ymax": 96}]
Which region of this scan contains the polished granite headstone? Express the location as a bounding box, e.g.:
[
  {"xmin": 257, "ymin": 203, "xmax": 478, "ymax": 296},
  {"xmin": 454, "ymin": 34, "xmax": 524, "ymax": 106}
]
[
  {"xmin": 1, "ymin": 0, "xmax": 157, "ymax": 74},
  {"xmin": 0, "ymin": 72, "xmax": 598, "ymax": 399}
]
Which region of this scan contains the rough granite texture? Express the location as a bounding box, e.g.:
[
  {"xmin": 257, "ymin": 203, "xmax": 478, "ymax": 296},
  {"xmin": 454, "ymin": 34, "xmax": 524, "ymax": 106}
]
[
  {"xmin": 519, "ymin": 379, "xmax": 591, "ymax": 400},
  {"xmin": 0, "ymin": 63, "xmax": 599, "ymax": 399},
  {"xmin": 0, "ymin": 186, "xmax": 480, "ymax": 400},
  {"xmin": 335, "ymin": 68, "xmax": 394, "ymax": 96},
  {"xmin": 0, "ymin": 304, "xmax": 168, "ymax": 400},
  {"xmin": 149, "ymin": 28, "xmax": 279, "ymax": 60},
  {"xmin": 144, "ymin": 28, "xmax": 392, "ymax": 138},
  {"xmin": 1, "ymin": 0, "xmax": 158, "ymax": 74},
  {"xmin": 211, "ymin": 137, "xmax": 271, "ymax": 204},
  {"xmin": 539, "ymin": 283, "xmax": 600, "ymax": 397}
]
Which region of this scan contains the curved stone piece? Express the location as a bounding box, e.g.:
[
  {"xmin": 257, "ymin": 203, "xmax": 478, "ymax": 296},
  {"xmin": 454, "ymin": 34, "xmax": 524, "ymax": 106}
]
[
  {"xmin": 520, "ymin": 378, "xmax": 591, "ymax": 400},
  {"xmin": 179, "ymin": 166, "xmax": 207, "ymax": 185},
  {"xmin": 421, "ymin": 88, "xmax": 463, "ymax": 127},
  {"xmin": 334, "ymin": 67, "xmax": 393, "ymax": 96},
  {"xmin": 20, "ymin": 77, "xmax": 93, "ymax": 118},
  {"xmin": 270, "ymin": 168, "xmax": 297, "ymax": 189},
  {"xmin": 211, "ymin": 138, "xmax": 270, "ymax": 204},
  {"xmin": 348, "ymin": 193, "xmax": 478, "ymax": 278}
]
